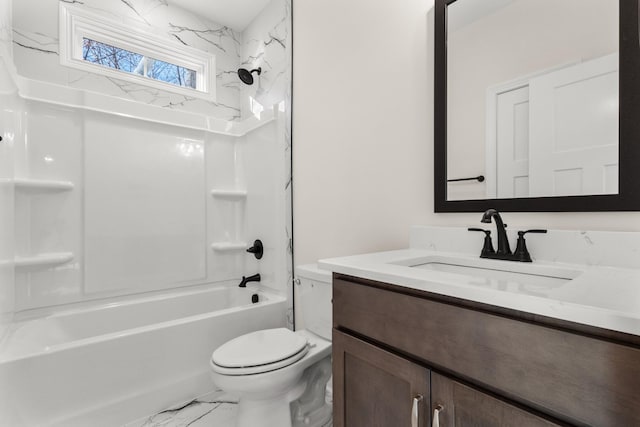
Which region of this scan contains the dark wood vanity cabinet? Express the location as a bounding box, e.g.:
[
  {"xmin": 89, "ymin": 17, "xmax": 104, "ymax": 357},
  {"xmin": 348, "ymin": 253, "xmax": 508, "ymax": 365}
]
[
  {"xmin": 332, "ymin": 330, "xmax": 556, "ymax": 427},
  {"xmin": 332, "ymin": 274, "xmax": 640, "ymax": 427},
  {"xmin": 333, "ymin": 330, "xmax": 430, "ymax": 427}
]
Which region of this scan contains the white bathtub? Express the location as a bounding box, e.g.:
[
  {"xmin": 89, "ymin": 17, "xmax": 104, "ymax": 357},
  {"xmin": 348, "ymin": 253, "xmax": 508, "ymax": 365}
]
[{"xmin": 0, "ymin": 285, "xmax": 287, "ymax": 427}]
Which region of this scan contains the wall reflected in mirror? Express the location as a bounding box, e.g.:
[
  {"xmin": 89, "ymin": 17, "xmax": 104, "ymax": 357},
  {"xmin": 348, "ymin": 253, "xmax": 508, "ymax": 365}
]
[{"xmin": 446, "ymin": 0, "xmax": 619, "ymax": 201}]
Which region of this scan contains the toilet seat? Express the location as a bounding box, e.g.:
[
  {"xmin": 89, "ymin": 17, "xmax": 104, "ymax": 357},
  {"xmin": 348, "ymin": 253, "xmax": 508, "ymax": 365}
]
[
  {"xmin": 211, "ymin": 328, "xmax": 310, "ymax": 376},
  {"xmin": 212, "ymin": 345, "xmax": 309, "ymax": 375}
]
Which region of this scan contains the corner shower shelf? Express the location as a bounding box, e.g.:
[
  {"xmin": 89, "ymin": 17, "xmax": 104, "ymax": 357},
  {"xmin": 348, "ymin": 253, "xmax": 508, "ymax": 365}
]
[
  {"xmin": 15, "ymin": 179, "xmax": 75, "ymax": 193},
  {"xmin": 15, "ymin": 252, "xmax": 74, "ymax": 270},
  {"xmin": 211, "ymin": 242, "xmax": 248, "ymax": 252},
  {"xmin": 210, "ymin": 189, "xmax": 247, "ymax": 200}
]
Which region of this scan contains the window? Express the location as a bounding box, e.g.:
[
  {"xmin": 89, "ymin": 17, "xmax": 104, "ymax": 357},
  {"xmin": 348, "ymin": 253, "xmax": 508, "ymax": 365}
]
[
  {"xmin": 60, "ymin": 4, "xmax": 215, "ymax": 100},
  {"xmin": 81, "ymin": 39, "xmax": 197, "ymax": 90}
]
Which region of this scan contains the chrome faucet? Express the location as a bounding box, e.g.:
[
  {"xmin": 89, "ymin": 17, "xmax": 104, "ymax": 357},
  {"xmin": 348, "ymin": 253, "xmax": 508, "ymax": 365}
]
[{"xmin": 480, "ymin": 209, "xmax": 511, "ymax": 255}]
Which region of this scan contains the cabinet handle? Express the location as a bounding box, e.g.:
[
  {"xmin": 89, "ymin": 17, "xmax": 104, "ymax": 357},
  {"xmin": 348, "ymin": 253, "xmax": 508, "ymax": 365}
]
[
  {"xmin": 432, "ymin": 404, "xmax": 444, "ymax": 427},
  {"xmin": 411, "ymin": 394, "xmax": 423, "ymax": 427}
]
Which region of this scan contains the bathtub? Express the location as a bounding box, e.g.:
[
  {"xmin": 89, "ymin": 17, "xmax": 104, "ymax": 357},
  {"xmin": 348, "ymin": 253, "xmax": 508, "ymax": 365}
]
[{"xmin": 0, "ymin": 285, "xmax": 287, "ymax": 427}]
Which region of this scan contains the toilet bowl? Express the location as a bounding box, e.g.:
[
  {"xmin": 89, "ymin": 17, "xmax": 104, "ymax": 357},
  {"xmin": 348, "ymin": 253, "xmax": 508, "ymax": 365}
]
[{"xmin": 210, "ymin": 264, "xmax": 332, "ymax": 427}]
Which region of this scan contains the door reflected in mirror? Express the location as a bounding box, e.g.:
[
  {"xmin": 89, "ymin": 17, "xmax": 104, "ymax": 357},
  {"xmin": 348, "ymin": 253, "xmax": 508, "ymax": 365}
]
[{"xmin": 446, "ymin": 0, "xmax": 619, "ymax": 201}]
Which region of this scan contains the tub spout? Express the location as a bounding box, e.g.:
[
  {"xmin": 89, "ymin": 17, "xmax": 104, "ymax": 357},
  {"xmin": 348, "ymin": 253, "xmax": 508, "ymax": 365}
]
[{"xmin": 238, "ymin": 273, "xmax": 261, "ymax": 288}]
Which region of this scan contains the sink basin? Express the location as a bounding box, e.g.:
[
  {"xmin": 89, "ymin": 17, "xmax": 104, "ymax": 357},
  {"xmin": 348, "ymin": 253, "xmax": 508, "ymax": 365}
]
[{"xmin": 394, "ymin": 255, "xmax": 584, "ymax": 296}]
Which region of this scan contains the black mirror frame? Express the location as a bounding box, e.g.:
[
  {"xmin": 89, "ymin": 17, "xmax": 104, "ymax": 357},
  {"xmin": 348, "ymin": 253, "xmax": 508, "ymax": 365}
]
[{"xmin": 434, "ymin": 0, "xmax": 640, "ymax": 212}]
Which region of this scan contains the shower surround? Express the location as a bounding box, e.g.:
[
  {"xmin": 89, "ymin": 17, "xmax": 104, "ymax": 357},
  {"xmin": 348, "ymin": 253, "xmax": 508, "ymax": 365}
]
[{"xmin": 0, "ymin": 0, "xmax": 293, "ymax": 424}]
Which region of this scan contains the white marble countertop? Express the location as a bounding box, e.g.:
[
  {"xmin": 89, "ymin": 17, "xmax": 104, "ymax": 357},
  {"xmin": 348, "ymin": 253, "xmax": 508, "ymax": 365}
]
[{"xmin": 319, "ymin": 226, "xmax": 640, "ymax": 337}]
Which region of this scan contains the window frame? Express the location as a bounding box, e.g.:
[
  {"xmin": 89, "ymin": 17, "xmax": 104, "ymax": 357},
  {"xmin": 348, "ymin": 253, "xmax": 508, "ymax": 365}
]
[{"xmin": 59, "ymin": 3, "xmax": 216, "ymax": 101}]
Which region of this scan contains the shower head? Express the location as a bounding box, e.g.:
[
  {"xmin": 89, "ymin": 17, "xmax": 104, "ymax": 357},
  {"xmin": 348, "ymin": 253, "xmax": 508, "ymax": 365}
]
[{"xmin": 237, "ymin": 67, "xmax": 262, "ymax": 85}]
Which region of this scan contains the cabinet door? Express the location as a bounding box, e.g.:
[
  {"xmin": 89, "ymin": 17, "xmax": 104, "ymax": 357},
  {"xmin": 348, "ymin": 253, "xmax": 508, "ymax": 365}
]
[
  {"xmin": 431, "ymin": 373, "xmax": 561, "ymax": 427},
  {"xmin": 333, "ymin": 329, "xmax": 430, "ymax": 427}
]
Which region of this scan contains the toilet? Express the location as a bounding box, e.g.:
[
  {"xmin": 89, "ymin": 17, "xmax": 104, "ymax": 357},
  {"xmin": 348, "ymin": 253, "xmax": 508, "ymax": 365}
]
[{"xmin": 210, "ymin": 264, "xmax": 332, "ymax": 427}]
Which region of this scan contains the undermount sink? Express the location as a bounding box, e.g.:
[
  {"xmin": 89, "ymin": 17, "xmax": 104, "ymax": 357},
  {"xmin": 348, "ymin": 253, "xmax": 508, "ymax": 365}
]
[{"xmin": 395, "ymin": 255, "xmax": 584, "ymax": 295}]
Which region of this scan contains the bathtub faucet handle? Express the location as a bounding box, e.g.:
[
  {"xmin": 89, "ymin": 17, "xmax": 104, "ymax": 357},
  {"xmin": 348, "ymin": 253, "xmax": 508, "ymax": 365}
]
[
  {"xmin": 246, "ymin": 239, "xmax": 264, "ymax": 260},
  {"xmin": 239, "ymin": 273, "xmax": 261, "ymax": 288}
]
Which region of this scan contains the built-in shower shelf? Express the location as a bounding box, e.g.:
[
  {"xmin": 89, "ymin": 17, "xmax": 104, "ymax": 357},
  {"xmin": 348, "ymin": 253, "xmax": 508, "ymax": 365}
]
[
  {"xmin": 15, "ymin": 179, "xmax": 75, "ymax": 193},
  {"xmin": 211, "ymin": 242, "xmax": 248, "ymax": 252},
  {"xmin": 15, "ymin": 252, "xmax": 74, "ymax": 270},
  {"xmin": 210, "ymin": 189, "xmax": 247, "ymax": 200}
]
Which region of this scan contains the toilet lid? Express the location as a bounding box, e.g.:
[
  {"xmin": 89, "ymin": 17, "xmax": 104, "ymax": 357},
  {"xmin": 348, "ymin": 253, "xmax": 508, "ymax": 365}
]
[
  {"xmin": 211, "ymin": 345, "xmax": 309, "ymax": 375},
  {"xmin": 212, "ymin": 328, "xmax": 309, "ymax": 369}
]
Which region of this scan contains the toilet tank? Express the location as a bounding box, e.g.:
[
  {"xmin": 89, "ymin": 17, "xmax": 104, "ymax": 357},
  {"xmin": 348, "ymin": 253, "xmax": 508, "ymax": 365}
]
[{"xmin": 296, "ymin": 264, "xmax": 332, "ymax": 340}]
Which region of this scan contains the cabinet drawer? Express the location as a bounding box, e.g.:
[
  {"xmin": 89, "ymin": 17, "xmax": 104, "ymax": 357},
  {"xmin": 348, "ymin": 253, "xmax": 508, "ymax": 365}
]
[{"xmin": 333, "ymin": 277, "xmax": 640, "ymax": 426}]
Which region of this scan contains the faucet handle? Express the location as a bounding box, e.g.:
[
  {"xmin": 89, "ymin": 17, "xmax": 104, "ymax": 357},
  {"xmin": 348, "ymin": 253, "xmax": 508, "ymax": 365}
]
[
  {"xmin": 468, "ymin": 228, "xmax": 495, "ymax": 257},
  {"xmin": 246, "ymin": 239, "xmax": 264, "ymax": 259},
  {"xmin": 519, "ymin": 229, "xmax": 547, "ymax": 236},
  {"xmin": 468, "ymin": 227, "xmax": 490, "ymax": 235},
  {"xmin": 514, "ymin": 229, "xmax": 547, "ymax": 262}
]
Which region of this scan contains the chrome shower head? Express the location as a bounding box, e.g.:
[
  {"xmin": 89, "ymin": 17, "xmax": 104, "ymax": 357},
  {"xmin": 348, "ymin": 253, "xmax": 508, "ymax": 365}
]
[{"xmin": 237, "ymin": 67, "xmax": 262, "ymax": 85}]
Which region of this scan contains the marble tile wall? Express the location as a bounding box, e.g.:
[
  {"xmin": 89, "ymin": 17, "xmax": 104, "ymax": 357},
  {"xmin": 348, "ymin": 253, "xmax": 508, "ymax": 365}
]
[
  {"xmin": 12, "ymin": 0, "xmax": 292, "ymax": 123},
  {"xmin": 12, "ymin": 0, "xmax": 243, "ymax": 120},
  {"xmin": 240, "ymin": 0, "xmax": 291, "ymax": 119}
]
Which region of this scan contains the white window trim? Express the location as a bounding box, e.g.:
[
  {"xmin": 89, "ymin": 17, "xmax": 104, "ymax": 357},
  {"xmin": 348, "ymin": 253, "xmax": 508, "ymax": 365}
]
[{"xmin": 59, "ymin": 3, "xmax": 216, "ymax": 101}]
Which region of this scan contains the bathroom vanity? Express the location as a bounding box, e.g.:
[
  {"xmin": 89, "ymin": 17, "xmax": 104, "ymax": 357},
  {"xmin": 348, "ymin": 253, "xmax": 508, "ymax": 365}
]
[
  {"xmin": 332, "ymin": 274, "xmax": 640, "ymax": 426},
  {"xmin": 398, "ymin": 0, "xmax": 640, "ymax": 420},
  {"xmin": 323, "ymin": 227, "xmax": 640, "ymax": 427}
]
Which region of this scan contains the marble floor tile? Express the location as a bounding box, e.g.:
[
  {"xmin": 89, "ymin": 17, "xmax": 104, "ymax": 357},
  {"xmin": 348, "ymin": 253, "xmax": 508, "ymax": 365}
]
[
  {"xmin": 125, "ymin": 391, "xmax": 238, "ymax": 427},
  {"xmin": 125, "ymin": 390, "xmax": 333, "ymax": 427}
]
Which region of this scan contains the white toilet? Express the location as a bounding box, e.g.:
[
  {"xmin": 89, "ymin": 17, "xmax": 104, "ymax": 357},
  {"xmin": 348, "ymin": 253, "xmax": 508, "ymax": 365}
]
[{"xmin": 210, "ymin": 264, "xmax": 332, "ymax": 427}]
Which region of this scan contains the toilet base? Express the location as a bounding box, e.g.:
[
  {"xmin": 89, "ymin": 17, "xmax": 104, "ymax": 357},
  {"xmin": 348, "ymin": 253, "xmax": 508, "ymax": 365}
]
[
  {"xmin": 236, "ymin": 396, "xmax": 291, "ymax": 427},
  {"xmin": 235, "ymin": 381, "xmax": 306, "ymax": 427}
]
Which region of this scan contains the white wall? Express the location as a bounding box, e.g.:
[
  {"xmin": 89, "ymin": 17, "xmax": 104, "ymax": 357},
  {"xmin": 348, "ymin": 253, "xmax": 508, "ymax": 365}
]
[
  {"xmin": 2, "ymin": 88, "xmax": 293, "ymax": 313},
  {"xmin": 0, "ymin": 65, "xmax": 15, "ymax": 339},
  {"xmin": 0, "ymin": 0, "xmax": 14, "ymax": 339},
  {"xmin": 240, "ymin": 114, "xmax": 290, "ymax": 298},
  {"xmin": 0, "ymin": 0, "xmax": 10, "ymax": 59},
  {"xmin": 293, "ymin": 0, "xmax": 431, "ymax": 265},
  {"xmin": 292, "ymin": 0, "xmax": 640, "ymax": 266}
]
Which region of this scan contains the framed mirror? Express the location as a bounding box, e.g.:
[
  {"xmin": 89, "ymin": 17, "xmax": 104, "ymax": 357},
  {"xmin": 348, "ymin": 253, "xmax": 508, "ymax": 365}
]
[{"xmin": 434, "ymin": 0, "xmax": 640, "ymax": 212}]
